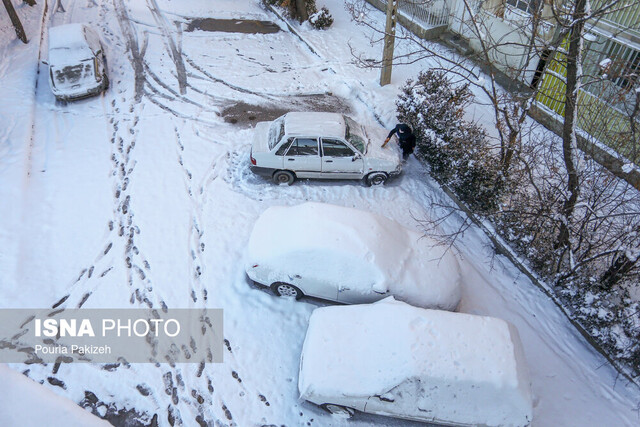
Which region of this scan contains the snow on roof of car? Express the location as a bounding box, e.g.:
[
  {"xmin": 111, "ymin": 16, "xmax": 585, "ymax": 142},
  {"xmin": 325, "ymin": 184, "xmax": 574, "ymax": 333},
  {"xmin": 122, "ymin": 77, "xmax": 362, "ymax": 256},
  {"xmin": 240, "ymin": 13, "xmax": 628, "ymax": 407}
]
[
  {"xmin": 49, "ymin": 24, "xmax": 88, "ymax": 50},
  {"xmin": 283, "ymin": 112, "xmax": 346, "ymax": 138},
  {"xmin": 48, "ymin": 24, "xmax": 93, "ymax": 65},
  {"xmin": 299, "ymin": 297, "xmax": 533, "ymax": 426},
  {"xmin": 246, "ymin": 202, "xmax": 461, "ymax": 310}
]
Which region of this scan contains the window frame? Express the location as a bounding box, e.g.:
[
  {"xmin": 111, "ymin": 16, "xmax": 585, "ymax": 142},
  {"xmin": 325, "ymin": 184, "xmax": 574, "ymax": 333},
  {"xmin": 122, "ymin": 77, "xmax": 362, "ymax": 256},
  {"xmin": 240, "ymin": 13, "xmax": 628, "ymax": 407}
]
[
  {"xmin": 283, "ymin": 137, "xmax": 320, "ymax": 157},
  {"xmin": 320, "ymin": 137, "xmax": 356, "ymax": 158}
]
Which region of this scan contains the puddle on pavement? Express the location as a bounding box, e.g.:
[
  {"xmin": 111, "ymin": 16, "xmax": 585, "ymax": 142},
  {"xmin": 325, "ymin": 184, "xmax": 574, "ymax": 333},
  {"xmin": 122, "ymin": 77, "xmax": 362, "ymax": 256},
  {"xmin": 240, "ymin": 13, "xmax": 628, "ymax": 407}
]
[
  {"xmin": 186, "ymin": 18, "xmax": 281, "ymax": 34},
  {"xmin": 221, "ymin": 94, "xmax": 352, "ymax": 126}
]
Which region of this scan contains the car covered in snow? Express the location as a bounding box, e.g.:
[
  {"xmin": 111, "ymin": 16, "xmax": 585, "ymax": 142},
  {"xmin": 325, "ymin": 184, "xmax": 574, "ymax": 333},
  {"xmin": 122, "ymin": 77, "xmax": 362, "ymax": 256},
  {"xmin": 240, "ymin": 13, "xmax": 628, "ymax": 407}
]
[
  {"xmin": 249, "ymin": 112, "xmax": 402, "ymax": 186},
  {"xmin": 46, "ymin": 24, "xmax": 109, "ymax": 101},
  {"xmin": 299, "ymin": 297, "xmax": 533, "ymax": 426},
  {"xmin": 245, "ymin": 202, "xmax": 462, "ymax": 310}
]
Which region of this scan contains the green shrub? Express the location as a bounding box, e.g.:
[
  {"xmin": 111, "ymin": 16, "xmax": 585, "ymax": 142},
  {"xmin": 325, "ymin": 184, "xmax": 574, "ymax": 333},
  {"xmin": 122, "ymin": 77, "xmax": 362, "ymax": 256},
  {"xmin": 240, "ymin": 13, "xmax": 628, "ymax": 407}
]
[{"xmin": 397, "ymin": 70, "xmax": 503, "ymax": 212}]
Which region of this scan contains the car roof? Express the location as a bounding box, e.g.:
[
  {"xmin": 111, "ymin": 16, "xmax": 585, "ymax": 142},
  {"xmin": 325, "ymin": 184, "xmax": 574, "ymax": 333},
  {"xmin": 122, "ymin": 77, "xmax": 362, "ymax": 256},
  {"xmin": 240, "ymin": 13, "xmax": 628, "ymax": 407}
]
[
  {"xmin": 299, "ymin": 298, "xmax": 532, "ymax": 409},
  {"xmin": 247, "ymin": 202, "xmax": 410, "ymax": 293},
  {"xmin": 48, "ymin": 24, "xmax": 94, "ymax": 66},
  {"xmin": 283, "ymin": 112, "xmax": 346, "ymax": 138},
  {"xmin": 49, "ymin": 24, "xmax": 88, "ymax": 50}
]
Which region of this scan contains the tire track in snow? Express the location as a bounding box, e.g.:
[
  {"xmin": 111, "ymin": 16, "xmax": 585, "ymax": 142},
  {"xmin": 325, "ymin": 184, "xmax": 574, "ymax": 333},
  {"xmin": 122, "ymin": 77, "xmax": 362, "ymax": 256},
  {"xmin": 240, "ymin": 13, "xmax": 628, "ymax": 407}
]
[{"xmin": 145, "ymin": 0, "xmax": 187, "ymax": 94}]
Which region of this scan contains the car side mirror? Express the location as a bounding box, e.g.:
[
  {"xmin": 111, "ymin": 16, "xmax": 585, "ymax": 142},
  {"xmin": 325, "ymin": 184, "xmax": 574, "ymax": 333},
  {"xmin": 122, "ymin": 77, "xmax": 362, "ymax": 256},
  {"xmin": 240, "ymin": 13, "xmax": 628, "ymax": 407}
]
[{"xmin": 352, "ymin": 154, "xmax": 361, "ymax": 162}]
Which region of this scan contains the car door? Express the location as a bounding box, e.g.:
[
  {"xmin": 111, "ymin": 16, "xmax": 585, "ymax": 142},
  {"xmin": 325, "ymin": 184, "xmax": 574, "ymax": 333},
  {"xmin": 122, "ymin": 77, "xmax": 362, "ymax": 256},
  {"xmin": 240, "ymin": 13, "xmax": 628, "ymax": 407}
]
[
  {"xmin": 364, "ymin": 379, "xmax": 427, "ymax": 422},
  {"xmin": 336, "ymin": 282, "xmax": 387, "ymax": 304},
  {"xmin": 320, "ymin": 138, "xmax": 364, "ymax": 179},
  {"xmin": 283, "ymin": 137, "xmax": 322, "ymax": 178}
]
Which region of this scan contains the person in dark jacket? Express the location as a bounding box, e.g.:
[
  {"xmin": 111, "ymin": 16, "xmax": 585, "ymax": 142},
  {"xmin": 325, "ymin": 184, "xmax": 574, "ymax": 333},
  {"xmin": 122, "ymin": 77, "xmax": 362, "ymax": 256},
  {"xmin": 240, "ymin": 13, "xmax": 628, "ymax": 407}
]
[{"xmin": 382, "ymin": 123, "xmax": 416, "ymax": 160}]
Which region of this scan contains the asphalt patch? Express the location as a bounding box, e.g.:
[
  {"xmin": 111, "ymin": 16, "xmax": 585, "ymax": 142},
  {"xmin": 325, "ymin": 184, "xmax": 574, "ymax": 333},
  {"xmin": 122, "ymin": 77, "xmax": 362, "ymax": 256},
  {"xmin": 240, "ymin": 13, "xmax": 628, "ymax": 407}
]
[
  {"xmin": 221, "ymin": 94, "xmax": 352, "ymax": 126},
  {"xmin": 186, "ymin": 18, "xmax": 280, "ymax": 34}
]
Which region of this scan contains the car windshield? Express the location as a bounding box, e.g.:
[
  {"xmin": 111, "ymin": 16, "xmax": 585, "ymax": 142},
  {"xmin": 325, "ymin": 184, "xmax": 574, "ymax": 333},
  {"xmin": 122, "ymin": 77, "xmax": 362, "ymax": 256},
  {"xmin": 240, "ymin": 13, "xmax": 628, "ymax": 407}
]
[
  {"xmin": 344, "ymin": 116, "xmax": 366, "ymax": 154},
  {"xmin": 268, "ymin": 116, "xmax": 285, "ymax": 150},
  {"xmin": 52, "ymin": 59, "xmax": 94, "ymax": 87}
]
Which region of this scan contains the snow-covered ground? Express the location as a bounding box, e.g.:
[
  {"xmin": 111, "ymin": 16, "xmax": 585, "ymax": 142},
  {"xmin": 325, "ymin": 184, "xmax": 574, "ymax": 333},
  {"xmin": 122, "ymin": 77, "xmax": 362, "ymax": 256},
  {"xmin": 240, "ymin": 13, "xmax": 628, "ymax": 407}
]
[{"xmin": 0, "ymin": 0, "xmax": 639, "ymax": 425}]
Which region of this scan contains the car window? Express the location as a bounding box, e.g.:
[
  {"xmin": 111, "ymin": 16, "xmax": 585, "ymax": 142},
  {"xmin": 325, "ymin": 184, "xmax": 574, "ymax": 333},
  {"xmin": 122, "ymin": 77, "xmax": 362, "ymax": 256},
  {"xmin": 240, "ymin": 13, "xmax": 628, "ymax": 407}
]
[
  {"xmin": 83, "ymin": 27, "xmax": 99, "ymax": 53},
  {"xmin": 268, "ymin": 117, "xmax": 285, "ymax": 150},
  {"xmin": 343, "ymin": 116, "xmax": 366, "ymax": 153},
  {"xmin": 275, "ymin": 138, "xmax": 294, "ymax": 156},
  {"xmin": 286, "ymin": 138, "xmax": 319, "ymax": 156},
  {"xmin": 322, "ymin": 138, "xmax": 354, "ymax": 157}
]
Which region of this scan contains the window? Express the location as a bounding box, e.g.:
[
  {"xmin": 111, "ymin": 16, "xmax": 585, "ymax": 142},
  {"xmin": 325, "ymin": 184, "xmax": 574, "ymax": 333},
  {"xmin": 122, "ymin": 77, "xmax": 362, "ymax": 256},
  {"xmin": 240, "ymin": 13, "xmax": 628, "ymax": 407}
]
[
  {"xmin": 275, "ymin": 138, "xmax": 294, "ymax": 155},
  {"xmin": 343, "ymin": 116, "xmax": 366, "ymax": 153},
  {"xmin": 603, "ymin": 48, "xmax": 640, "ymax": 91},
  {"xmin": 268, "ymin": 117, "xmax": 285, "ymax": 150},
  {"xmin": 285, "ymin": 138, "xmax": 318, "ymax": 156},
  {"xmin": 506, "ymin": 0, "xmax": 542, "ymax": 14},
  {"xmin": 322, "ymin": 138, "xmax": 354, "ymax": 157}
]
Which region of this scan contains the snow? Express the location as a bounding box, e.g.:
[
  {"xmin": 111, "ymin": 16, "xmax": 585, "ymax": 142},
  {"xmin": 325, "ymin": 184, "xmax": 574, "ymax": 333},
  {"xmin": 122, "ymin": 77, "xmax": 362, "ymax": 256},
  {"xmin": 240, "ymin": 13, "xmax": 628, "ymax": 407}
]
[
  {"xmin": 284, "ymin": 111, "xmax": 346, "ymax": 138},
  {"xmin": 48, "ymin": 24, "xmax": 93, "ymax": 65},
  {"xmin": 246, "ymin": 202, "xmax": 462, "ymax": 310},
  {"xmin": 0, "ymin": 0, "xmax": 639, "ymax": 425},
  {"xmin": 299, "ymin": 297, "xmax": 532, "ymax": 426},
  {"xmin": 0, "ymin": 364, "xmax": 108, "ymax": 427}
]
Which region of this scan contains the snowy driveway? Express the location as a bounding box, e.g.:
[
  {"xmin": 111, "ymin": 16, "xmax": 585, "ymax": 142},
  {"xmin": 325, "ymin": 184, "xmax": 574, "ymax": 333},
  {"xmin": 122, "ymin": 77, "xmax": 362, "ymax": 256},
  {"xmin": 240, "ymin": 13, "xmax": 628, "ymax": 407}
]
[{"xmin": 0, "ymin": 0, "xmax": 639, "ymax": 426}]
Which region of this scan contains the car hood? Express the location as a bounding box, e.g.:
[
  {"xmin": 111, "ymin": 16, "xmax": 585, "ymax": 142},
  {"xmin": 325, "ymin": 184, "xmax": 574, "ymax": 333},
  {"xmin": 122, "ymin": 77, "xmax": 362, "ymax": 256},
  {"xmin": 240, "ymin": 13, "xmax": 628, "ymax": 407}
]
[
  {"xmin": 362, "ymin": 125, "xmax": 402, "ymax": 165},
  {"xmin": 388, "ymin": 229, "xmax": 462, "ymax": 311}
]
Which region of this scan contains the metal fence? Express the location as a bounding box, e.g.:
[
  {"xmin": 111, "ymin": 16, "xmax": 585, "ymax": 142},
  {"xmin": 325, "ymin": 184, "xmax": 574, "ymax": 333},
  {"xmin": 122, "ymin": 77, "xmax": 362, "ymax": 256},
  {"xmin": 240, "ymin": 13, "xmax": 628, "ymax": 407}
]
[
  {"xmin": 396, "ymin": 0, "xmax": 452, "ymax": 29},
  {"xmin": 536, "ymin": 33, "xmax": 640, "ymax": 162}
]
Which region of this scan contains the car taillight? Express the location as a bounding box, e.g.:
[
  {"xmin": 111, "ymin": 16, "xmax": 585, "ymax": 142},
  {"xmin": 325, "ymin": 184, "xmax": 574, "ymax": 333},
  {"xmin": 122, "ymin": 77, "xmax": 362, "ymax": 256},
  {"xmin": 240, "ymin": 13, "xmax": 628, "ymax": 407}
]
[
  {"xmin": 250, "ymin": 154, "xmax": 256, "ymax": 165},
  {"xmin": 252, "ymin": 264, "xmax": 258, "ymax": 268}
]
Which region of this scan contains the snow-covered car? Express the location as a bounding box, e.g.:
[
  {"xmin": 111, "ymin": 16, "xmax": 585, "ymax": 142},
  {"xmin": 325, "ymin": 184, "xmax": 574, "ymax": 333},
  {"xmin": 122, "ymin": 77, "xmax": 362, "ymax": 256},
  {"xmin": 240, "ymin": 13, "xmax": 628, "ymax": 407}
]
[
  {"xmin": 46, "ymin": 24, "xmax": 109, "ymax": 101},
  {"xmin": 245, "ymin": 202, "xmax": 462, "ymax": 310},
  {"xmin": 249, "ymin": 112, "xmax": 402, "ymax": 186},
  {"xmin": 299, "ymin": 297, "xmax": 533, "ymax": 426}
]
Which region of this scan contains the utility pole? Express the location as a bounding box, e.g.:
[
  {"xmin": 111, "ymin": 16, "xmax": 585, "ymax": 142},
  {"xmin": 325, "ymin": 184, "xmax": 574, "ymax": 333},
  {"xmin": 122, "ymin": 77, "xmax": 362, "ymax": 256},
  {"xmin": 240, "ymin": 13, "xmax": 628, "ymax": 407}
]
[{"xmin": 380, "ymin": 0, "xmax": 398, "ymax": 86}]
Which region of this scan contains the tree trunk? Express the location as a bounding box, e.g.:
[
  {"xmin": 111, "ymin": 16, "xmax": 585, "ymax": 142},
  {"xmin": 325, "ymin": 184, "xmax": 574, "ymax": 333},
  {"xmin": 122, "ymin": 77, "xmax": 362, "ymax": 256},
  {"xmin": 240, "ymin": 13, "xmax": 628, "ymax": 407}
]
[
  {"xmin": 3, "ymin": 0, "xmax": 28, "ymax": 43},
  {"xmin": 295, "ymin": 0, "xmax": 308, "ymax": 22},
  {"xmin": 601, "ymin": 252, "xmax": 638, "ymax": 288},
  {"xmin": 557, "ymin": 0, "xmax": 589, "ymax": 252}
]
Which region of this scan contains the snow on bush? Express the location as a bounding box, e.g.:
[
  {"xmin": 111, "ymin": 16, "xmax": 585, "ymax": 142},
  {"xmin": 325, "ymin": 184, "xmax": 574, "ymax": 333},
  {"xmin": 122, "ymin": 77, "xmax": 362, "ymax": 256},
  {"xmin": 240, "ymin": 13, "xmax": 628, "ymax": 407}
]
[
  {"xmin": 397, "ymin": 70, "xmax": 640, "ymax": 379},
  {"xmin": 309, "ymin": 7, "xmax": 333, "ymax": 30},
  {"xmin": 262, "ymin": 0, "xmax": 332, "ymax": 29},
  {"xmin": 396, "ymin": 70, "xmax": 503, "ymax": 212}
]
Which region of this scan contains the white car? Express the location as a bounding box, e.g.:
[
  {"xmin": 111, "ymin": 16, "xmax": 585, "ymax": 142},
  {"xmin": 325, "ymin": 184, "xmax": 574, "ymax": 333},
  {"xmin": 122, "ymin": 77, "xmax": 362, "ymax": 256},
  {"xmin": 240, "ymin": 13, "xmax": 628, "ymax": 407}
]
[
  {"xmin": 299, "ymin": 298, "xmax": 533, "ymax": 426},
  {"xmin": 245, "ymin": 202, "xmax": 462, "ymax": 311},
  {"xmin": 249, "ymin": 112, "xmax": 402, "ymax": 186},
  {"xmin": 46, "ymin": 24, "xmax": 109, "ymax": 101}
]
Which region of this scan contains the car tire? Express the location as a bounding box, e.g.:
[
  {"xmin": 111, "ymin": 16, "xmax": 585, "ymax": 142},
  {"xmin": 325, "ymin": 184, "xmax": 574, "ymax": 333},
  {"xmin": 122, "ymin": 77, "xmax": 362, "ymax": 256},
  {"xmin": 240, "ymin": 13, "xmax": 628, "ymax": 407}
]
[
  {"xmin": 320, "ymin": 404, "xmax": 355, "ymax": 418},
  {"xmin": 366, "ymin": 172, "xmax": 388, "ymax": 186},
  {"xmin": 270, "ymin": 282, "xmax": 303, "ymax": 299},
  {"xmin": 273, "ymin": 170, "xmax": 295, "ymax": 185}
]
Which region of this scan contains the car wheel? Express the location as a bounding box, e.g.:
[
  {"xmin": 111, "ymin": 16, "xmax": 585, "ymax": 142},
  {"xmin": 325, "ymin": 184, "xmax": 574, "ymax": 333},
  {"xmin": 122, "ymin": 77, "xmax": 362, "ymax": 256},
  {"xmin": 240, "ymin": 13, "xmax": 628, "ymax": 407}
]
[
  {"xmin": 273, "ymin": 170, "xmax": 295, "ymax": 185},
  {"xmin": 270, "ymin": 282, "xmax": 303, "ymax": 299},
  {"xmin": 320, "ymin": 404, "xmax": 355, "ymax": 418},
  {"xmin": 366, "ymin": 172, "xmax": 388, "ymax": 186}
]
